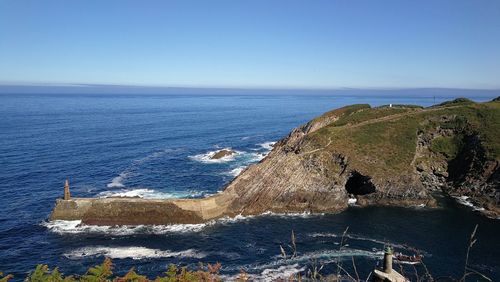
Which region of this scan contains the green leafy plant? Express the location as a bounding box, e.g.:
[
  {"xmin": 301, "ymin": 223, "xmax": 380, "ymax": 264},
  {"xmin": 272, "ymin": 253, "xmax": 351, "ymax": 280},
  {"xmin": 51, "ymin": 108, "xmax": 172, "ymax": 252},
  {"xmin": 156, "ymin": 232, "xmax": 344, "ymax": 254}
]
[
  {"xmin": 81, "ymin": 257, "xmax": 113, "ymax": 282},
  {"xmin": 0, "ymin": 272, "xmax": 13, "ymax": 282}
]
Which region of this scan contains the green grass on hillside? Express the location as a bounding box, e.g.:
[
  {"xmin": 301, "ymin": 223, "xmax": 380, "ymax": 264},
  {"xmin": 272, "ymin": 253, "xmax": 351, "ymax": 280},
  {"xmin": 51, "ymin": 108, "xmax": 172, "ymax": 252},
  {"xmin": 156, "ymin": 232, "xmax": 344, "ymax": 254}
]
[
  {"xmin": 433, "ymin": 98, "xmax": 475, "ymax": 108},
  {"xmin": 305, "ymin": 99, "xmax": 499, "ymax": 177},
  {"xmin": 431, "ymin": 136, "xmax": 464, "ymax": 160},
  {"xmin": 332, "ymin": 107, "xmax": 414, "ymax": 127},
  {"xmin": 310, "ymin": 104, "xmax": 370, "ymax": 125}
]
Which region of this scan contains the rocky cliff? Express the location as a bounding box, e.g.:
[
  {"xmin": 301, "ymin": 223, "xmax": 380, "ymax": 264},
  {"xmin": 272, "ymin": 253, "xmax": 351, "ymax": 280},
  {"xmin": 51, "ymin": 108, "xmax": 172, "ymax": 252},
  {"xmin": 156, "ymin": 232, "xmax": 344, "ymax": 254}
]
[{"xmin": 50, "ymin": 98, "xmax": 500, "ymax": 224}]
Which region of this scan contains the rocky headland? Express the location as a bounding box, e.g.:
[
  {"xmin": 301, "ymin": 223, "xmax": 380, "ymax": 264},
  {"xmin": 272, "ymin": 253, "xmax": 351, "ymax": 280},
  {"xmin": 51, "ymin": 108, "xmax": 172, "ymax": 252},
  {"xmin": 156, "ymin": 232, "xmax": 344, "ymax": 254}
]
[{"xmin": 50, "ymin": 98, "xmax": 500, "ymax": 225}]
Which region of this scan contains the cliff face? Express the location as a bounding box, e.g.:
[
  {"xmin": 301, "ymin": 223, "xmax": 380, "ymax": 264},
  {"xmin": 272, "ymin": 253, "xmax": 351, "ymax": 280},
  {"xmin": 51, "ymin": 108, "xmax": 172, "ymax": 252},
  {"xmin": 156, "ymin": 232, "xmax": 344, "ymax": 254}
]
[{"xmin": 50, "ymin": 98, "xmax": 500, "ymax": 224}]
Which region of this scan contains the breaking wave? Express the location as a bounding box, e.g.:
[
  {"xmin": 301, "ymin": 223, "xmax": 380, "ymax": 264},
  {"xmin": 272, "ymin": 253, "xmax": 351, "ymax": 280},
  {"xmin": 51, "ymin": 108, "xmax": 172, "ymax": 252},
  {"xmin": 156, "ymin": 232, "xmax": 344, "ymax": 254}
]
[
  {"xmin": 97, "ymin": 188, "xmax": 206, "ymax": 199},
  {"xmin": 227, "ymin": 166, "xmax": 246, "ymax": 177},
  {"xmin": 43, "ymin": 211, "xmax": 323, "ymax": 235},
  {"xmin": 454, "ymin": 196, "xmax": 485, "ymax": 212},
  {"xmin": 42, "ymin": 220, "xmax": 209, "ymax": 235},
  {"xmin": 107, "ymin": 172, "xmax": 128, "ymax": 188},
  {"xmin": 219, "ymin": 141, "xmax": 275, "ymax": 177},
  {"xmin": 309, "ymin": 232, "xmax": 428, "ymax": 255},
  {"xmin": 222, "ymin": 248, "xmax": 383, "ymax": 280},
  {"xmin": 257, "ymin": 141, "xmax": 276, "ymax": 151},
  {"xmin": 64, "ymin": 246, "xmax": 205, "ymax": 260},
  {"xmin": 222, "ymin": 264, "xmax": 305, "ymax": 281},
  {"xmin": 261, "ymin": 211, "xmax": 325, "ymax": 218},
  {"xmin": 43, "ymin": 214, "xmax": 254, "ymax": 235}
]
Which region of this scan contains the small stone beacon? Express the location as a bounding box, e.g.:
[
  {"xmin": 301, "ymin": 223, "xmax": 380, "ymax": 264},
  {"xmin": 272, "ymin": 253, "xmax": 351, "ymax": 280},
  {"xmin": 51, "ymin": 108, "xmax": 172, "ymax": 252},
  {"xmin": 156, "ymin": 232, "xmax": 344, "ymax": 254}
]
[{"xmin": 64, "ymin": 179, "xmax": 71, "ymax": 200}]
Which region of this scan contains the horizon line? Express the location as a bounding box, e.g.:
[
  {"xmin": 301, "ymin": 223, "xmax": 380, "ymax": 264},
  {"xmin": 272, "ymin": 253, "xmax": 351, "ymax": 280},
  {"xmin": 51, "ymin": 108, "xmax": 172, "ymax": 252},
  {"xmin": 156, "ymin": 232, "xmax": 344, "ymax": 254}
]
[{"xmin": 1, "ymin": 82, "xmax": 500, "ymax": 92}]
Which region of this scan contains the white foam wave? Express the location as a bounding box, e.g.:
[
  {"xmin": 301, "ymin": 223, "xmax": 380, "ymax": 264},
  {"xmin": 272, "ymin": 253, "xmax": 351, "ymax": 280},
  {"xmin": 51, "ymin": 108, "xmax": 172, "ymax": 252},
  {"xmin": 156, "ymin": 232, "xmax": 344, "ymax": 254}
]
[
  {"xmin": 193, "ymin": 141, "xmax": 276, "ymax": 178},
  {"xmin": 454, "ymin": 196, "xmax": 485, "ymax": 211},
  {"xmin": 223, "ymin": 248, "xmax": 382, "ymax": 281},
  {"xmin": 261, "ymin": 210, "xmax": 324, "ymax": 218},
  {"xmin": 227, "ymin": 166, "xmax": 246, "ymax": 177},
  {"xmin": 258, "ymin": 141, "xmax": 276, "ymax": 151},
  {"xmin": 42, "ymin": 220, "xmax": 83, "ymax": 233},
  {"xmin": 252, "ymin": 264, "xmax": 305, "ymax": 281},
  {"xmin": 221, "ymin": 265, "xmax": 305, "ymax": 281},
  {"xmin": 299, "ymin": 248, "xmax": 384, "ymax": 261},
  {"xmin": 348, "ymin": 198, "xmax": 357, "ymax": 205},
  {"xmin": 189, "ymin": 148, "xmax": 240, "ymax": 164},
  {"xmin": 309, "ymin": 232, "xmax": 428, "ymax": 255},
  {"xmin": 223, "ymin": 152, "xmax": 266, "ymax": 176},
  {"xmin": 107, "ymin": 172, "xmax": 128, "ymax": 188},
  {"xmin": 43, "ymin": 211, "xmax": 324, "ymax": 235},
  {"xmin": 64, "ymin": 246, "xmax": 205, "ymax": 260},
  {"xmin": 249, "ymin": 152, "xmax": 267, "ymax": 162},
  {"xmin": 42, "ymin": 220, "xmax": 209, "ymax": 235},
  {"xmin": 97, "ymin": 188, "xmax": 204, "ymax": 199}
]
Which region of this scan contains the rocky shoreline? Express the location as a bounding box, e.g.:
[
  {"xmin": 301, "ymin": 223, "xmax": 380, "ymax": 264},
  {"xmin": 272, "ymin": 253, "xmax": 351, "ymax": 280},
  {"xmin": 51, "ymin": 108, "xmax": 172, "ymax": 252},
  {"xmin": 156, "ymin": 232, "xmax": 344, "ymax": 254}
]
[{"xmin": 50, "ymin": 98, "xmax": 500, "ymax": 225}]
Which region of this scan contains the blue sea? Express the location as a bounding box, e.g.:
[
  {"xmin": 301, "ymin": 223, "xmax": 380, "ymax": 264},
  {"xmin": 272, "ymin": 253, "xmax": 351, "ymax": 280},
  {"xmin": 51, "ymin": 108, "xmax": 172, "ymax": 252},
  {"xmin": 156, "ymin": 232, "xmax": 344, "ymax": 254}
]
[{"xmin": 0, "ymin": 90, "xmax": 499, "ymax": 281}]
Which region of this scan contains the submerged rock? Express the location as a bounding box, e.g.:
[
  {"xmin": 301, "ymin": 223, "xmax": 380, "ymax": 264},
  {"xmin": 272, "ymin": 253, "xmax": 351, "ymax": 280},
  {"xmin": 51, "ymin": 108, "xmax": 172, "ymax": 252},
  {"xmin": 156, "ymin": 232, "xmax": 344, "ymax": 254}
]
[{"xmin": 50, "ymin": 98, "xmax": 500, "ymax": 224}]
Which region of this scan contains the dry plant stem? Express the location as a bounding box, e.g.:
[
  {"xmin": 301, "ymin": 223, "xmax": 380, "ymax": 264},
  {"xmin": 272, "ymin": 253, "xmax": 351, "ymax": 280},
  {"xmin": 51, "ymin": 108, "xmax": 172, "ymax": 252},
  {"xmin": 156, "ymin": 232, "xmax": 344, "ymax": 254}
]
[
  {"xmin": 364, "ymin": 271, "xmax": 372, "ymax": 282},
  {"xmin": 291, "ymin": 230, "xmax": 297, "ymax": 259},
  {"xmin": 280, "ymin": 244, "xmax": 287, "ymax": 262},
  {"xmin": 336, "ymin": 264, "xmax": 358, "ymax": 282},
  {"xmin": 457, "ymin": 224, "xmax": 491, "ymax": 282},
  {"xmin": 463, "ymin": 224, "xmax": 477, "ymax": 280},
  {"xmin": 462, "ymin": 224, "xmax": 478, "ymax": 280},
  {"xmin": 351, "ymin": 256, "xmax": 360, "ymax": 282},
  {"xmin": 411, "ymin": 263, "xmax": 419, "ymax": 281},
  {"xmin": 336, "ymin": 227, "xmax": 350, "ymax": 278},
  {"xmin": 464, "ymin": 267, "xmax": 492, "ymax": 282}
]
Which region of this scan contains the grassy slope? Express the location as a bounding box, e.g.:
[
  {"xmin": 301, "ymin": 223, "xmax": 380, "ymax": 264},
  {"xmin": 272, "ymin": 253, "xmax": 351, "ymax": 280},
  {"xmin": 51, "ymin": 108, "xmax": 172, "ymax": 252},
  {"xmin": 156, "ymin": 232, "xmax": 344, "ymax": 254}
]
[
  {"xmin": 305, "ymin": 99, "xmax": 500, "ymax": 178},
  {"xmin": 307, "ymin": 104, "xmax": 370, "ymax": 128}
]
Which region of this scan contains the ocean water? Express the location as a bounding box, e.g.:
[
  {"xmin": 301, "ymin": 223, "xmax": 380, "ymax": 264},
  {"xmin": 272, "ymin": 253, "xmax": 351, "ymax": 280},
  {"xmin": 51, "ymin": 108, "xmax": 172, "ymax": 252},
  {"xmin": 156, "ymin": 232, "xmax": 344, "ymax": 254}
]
[{"xmin": 0, "ymin": 91, "xmax": 499, "ymax": 281}]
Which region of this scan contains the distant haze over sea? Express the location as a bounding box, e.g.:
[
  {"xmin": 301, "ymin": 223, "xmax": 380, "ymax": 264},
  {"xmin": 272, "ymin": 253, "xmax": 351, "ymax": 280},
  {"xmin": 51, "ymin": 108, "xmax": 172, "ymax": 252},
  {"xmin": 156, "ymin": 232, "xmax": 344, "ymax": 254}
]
[{"xmin": 0, "ymin": 84, "xmax": 499, "ymax": 97}]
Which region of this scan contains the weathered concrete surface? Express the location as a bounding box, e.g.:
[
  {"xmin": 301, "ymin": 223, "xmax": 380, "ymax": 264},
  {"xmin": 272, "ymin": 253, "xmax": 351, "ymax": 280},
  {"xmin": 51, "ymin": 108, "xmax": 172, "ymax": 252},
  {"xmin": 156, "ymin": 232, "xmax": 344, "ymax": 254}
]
[
  {"xmin": 50, "ymin": 192, "xmax": 237, "ymax": 225},
  {"xmin": 50, "ymin": 198, "xmax": 93, "ymax": 220}
]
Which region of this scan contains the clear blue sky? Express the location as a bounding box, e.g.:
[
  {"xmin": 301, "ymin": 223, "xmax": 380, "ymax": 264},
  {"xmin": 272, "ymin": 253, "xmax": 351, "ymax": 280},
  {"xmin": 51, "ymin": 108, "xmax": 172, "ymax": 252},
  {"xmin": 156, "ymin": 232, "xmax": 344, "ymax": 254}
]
[{"xmin": 1, "ymin": 0, "xmax": 499, "ymax": 89}]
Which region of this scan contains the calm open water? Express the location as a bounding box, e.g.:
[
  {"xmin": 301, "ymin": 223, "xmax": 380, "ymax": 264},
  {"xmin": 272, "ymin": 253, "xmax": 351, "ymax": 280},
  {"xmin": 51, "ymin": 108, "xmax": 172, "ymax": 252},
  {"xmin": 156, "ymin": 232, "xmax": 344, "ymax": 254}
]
[{"xmin": 0, "ymin": 90, "xmax": 499, "ymax": 281}]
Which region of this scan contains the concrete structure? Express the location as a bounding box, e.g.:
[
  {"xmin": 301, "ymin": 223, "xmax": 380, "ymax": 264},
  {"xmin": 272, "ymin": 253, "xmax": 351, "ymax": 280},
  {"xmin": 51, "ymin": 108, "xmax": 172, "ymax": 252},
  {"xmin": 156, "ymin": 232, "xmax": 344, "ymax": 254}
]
[
  {"xmin": 383, "ymin": 246, "xmax": 393, "ymax": 273},
  {"xmin": 50, "ymin": 191, "xmax": 237, "ymax": 225},
  {"xmin": 374, "ymin": 247, "xmax": 408, "ymax": 282},
  {"xmin": 64, "ymin": 179, "xmax": 71, "ymax": 200}
]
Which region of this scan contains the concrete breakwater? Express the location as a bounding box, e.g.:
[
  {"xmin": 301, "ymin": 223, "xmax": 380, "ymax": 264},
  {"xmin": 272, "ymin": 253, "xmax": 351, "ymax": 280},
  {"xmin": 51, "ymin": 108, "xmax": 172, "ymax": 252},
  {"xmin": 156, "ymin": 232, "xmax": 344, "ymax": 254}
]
[{"xmin": 50, "ymin": 193, "xmax": 237, "ymax": 225}]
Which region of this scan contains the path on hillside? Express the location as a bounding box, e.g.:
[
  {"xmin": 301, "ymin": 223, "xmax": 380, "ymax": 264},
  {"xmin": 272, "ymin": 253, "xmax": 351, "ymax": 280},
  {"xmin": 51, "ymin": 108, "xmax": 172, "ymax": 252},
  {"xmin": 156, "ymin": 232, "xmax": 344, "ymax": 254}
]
[
  {"xmin": 301, "ymin": 106, "xmax": 458, "ymax": 155},
  {"xmin": 347, "ymin": 106, "xmax": 457, "ymax": 129}
]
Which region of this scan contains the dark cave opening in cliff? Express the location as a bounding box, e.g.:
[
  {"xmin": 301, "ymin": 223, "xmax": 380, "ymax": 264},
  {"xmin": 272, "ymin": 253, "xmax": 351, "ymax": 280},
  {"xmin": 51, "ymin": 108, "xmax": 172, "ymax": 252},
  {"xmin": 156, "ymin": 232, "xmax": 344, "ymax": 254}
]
[{"xmin": 345, "ymin": 171, "xmax": 376, "ymax": 195}]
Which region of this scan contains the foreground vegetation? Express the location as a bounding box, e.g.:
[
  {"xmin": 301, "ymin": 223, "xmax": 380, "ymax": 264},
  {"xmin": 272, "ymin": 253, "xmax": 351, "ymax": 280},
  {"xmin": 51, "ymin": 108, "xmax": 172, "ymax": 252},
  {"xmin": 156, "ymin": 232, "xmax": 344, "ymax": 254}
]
[{"xmin": 0, "ymin": 260, "xmax": 226, "ymax": 282}]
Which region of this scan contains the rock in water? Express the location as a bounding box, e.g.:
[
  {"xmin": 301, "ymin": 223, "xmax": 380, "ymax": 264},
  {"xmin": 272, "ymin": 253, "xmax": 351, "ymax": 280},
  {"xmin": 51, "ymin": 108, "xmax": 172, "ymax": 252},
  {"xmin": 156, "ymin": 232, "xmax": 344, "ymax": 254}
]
[{"xmin": 210, "ymin": 149, "xmax": 235, "ymax": 159}]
